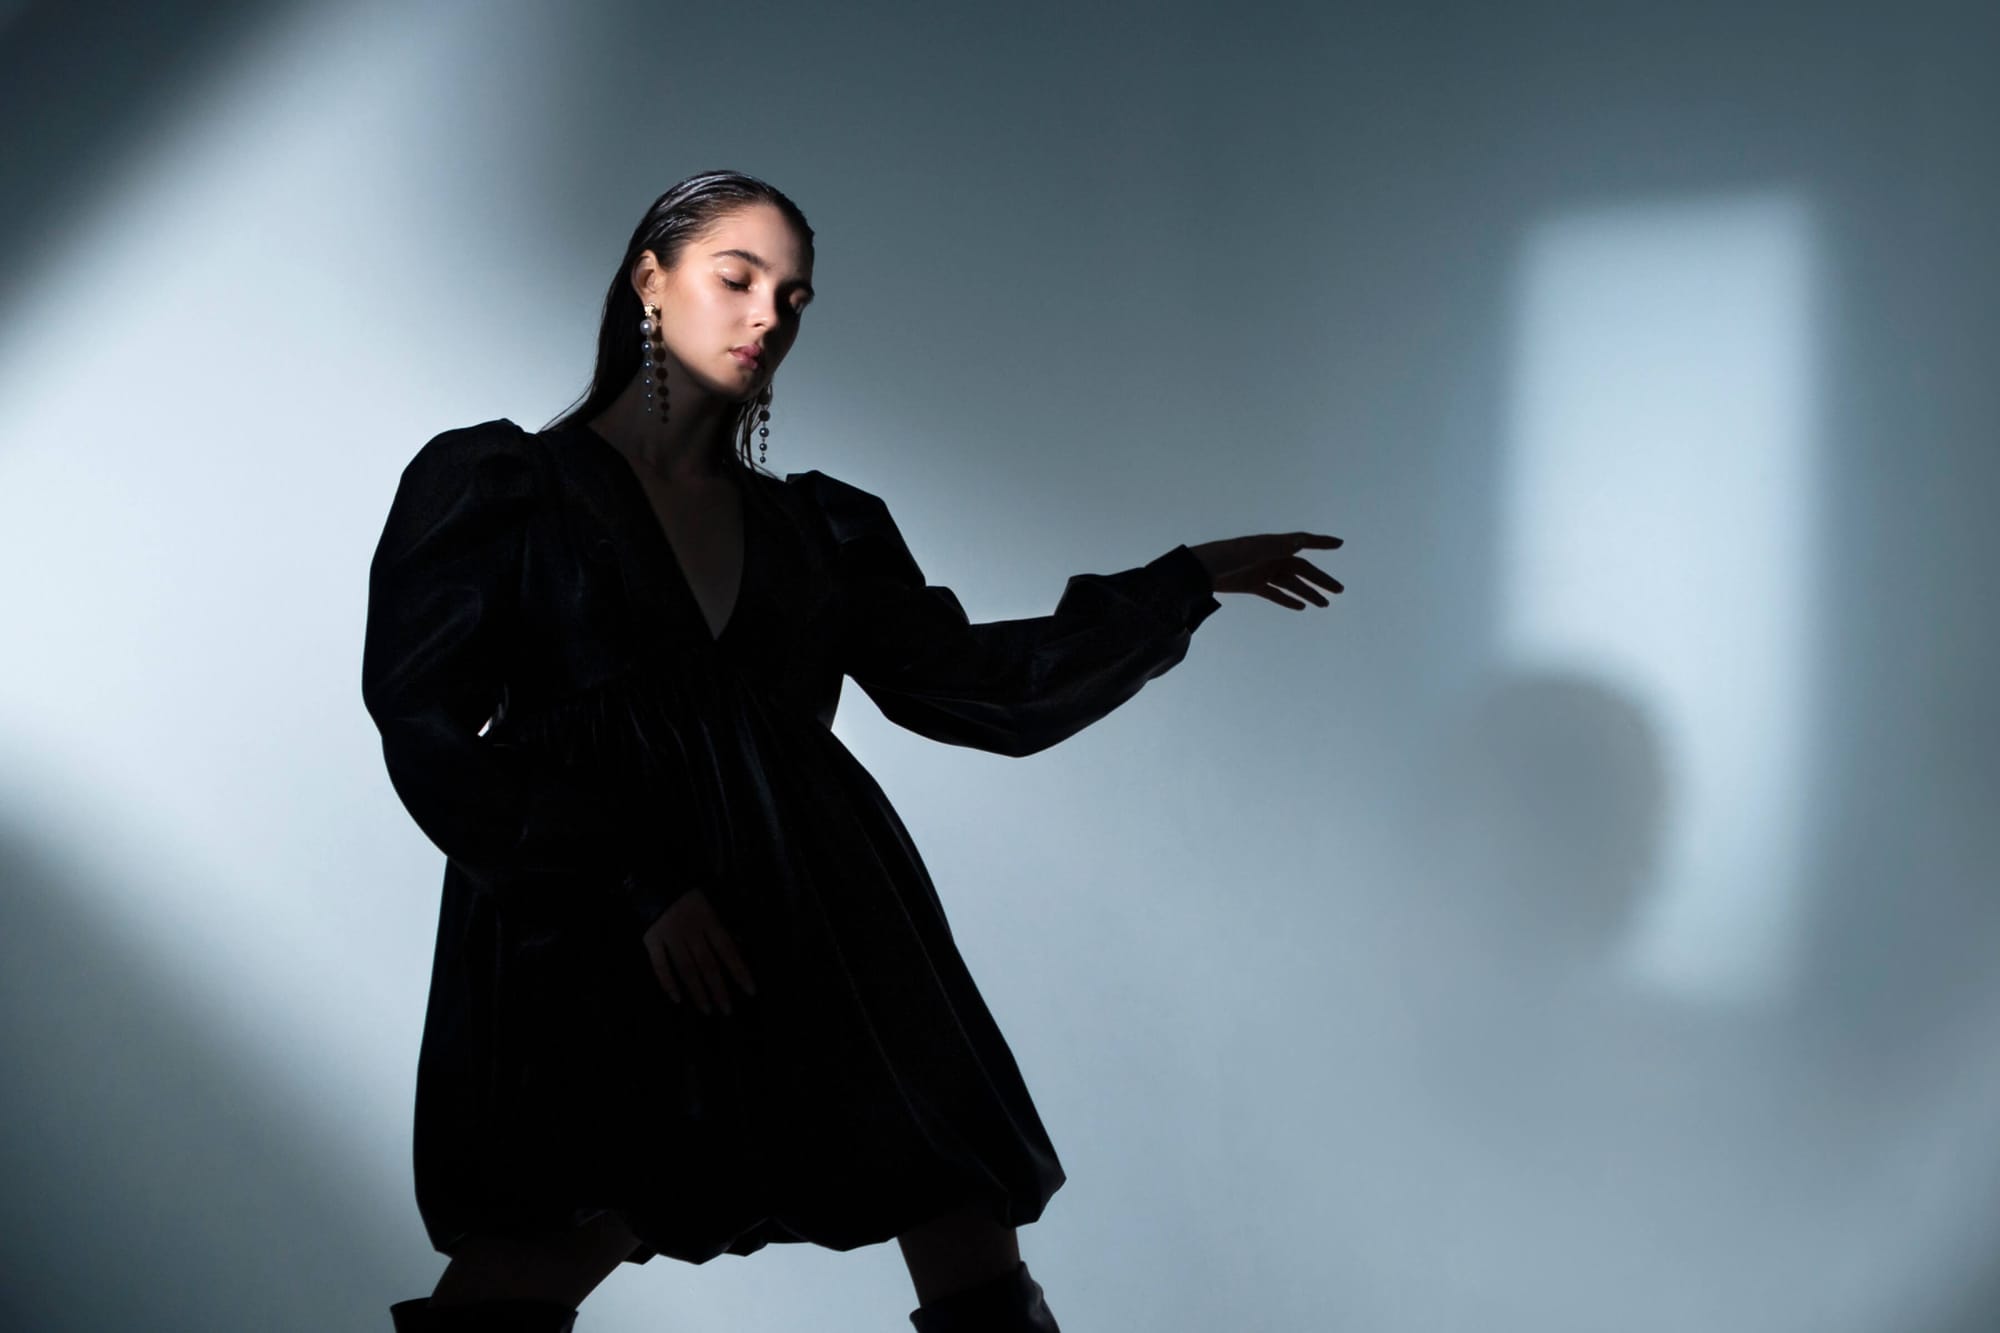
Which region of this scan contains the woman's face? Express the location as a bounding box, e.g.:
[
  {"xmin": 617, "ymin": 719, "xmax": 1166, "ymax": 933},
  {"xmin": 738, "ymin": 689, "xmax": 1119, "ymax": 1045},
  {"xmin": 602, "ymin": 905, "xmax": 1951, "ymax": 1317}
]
[{"xmin": 639, "ymin": 201, "xmax": 815, "ymax": 403}]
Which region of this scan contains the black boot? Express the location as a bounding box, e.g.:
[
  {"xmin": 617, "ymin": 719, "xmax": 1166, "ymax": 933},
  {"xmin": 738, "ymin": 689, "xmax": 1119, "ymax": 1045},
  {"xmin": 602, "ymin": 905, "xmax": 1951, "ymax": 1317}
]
[
  {"xmin": 388, "ymin": 1295, "xmax": 579, "ymax": 1332},
  {"xmin": 907, "ymin": 1260, "xmax": 1061, "ymax": 1332}
]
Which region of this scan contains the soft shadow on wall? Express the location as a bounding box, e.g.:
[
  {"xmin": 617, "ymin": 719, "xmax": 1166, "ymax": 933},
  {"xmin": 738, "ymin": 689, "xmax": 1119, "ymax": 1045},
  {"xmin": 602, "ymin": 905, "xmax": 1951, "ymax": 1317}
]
[{"xmin": 0, "ymin": 815, "xmax": 414, "ymax": 1333}]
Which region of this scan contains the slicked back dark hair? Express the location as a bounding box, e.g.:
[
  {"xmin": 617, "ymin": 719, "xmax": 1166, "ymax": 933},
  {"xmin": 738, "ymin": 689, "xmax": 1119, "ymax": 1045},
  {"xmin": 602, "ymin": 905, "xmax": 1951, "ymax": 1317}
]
[{"xmin": 544, "ymin": 169, "xmax": 814, "ymax": 476}]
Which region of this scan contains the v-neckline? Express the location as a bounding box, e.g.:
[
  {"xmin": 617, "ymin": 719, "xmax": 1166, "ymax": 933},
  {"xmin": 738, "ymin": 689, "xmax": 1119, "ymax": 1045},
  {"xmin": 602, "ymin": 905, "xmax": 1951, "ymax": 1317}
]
[{"xmin": 574, "ymin": 422, "xmax": 752, "ymax": 645}]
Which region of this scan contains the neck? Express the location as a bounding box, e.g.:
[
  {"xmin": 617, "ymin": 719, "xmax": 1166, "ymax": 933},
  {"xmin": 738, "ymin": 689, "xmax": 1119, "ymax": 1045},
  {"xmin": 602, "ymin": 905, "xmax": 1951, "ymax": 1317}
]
[{"xmin": 588, "ymin": 366, "xmax": 744, "ymax": 482}]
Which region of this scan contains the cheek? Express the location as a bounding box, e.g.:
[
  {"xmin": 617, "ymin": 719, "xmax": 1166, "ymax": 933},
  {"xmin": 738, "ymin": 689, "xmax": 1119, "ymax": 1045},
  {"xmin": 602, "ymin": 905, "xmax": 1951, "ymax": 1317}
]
[
  {"xmin": 667, "ymin": 293, "xmax": 727, "ymax": 345},
  {"xmin": 692, "ymin": 288, "xmax": 729, "ymax": 321}
]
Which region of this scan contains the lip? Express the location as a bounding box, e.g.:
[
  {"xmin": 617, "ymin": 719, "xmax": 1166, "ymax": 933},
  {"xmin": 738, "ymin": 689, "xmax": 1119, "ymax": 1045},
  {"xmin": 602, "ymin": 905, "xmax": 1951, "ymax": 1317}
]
[{"xmin": 729, "ymin": 347, "xmax": 763, "ymax": 368}]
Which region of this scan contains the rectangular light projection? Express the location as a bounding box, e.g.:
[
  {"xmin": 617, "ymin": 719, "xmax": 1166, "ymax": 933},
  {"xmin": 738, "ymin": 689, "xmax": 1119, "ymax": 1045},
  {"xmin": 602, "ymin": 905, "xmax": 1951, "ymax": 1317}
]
[{"xmin": 1499, "ymin": 189, "xmax": 1819, "ymax": 1007}]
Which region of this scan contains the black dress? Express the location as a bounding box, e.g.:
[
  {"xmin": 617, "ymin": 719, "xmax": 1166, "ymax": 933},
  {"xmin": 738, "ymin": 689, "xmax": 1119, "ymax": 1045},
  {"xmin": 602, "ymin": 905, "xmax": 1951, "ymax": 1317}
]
[{"xmin": 360, "ymin": 417, "xmax": 1221, "ymax": 1266}]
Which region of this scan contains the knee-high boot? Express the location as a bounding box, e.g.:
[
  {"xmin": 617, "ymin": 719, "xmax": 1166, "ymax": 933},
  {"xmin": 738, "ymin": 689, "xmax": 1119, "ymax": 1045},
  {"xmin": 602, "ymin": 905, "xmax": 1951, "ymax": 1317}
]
[{"xmin": 907, "ymin": 1260, "xmax": 1061, "ymax": 1333}]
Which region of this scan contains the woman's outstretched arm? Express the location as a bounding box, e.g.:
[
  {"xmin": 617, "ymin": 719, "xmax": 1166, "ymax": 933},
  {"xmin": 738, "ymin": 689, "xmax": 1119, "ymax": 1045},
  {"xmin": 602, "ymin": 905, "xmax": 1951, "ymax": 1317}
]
[{"xmin": 804, "ymin": 470, "xmax": 1335, "ymax": 757}]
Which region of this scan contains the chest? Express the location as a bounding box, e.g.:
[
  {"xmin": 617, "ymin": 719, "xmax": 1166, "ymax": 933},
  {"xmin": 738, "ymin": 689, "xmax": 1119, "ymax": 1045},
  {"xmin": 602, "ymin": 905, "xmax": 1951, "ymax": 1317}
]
[
  {"xmin": 510, "ymin": 443, "xmax": 845, "ymax": 730},
  {"xmin": 626, "ymin": 470, "xmax": 745, "ymax": 641}
]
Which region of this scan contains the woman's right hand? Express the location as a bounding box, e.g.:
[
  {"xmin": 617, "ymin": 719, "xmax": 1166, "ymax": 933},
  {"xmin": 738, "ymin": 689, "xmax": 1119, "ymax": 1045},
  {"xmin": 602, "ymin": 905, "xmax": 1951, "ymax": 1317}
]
[
  {"xmin": 642, "ymin": 889, "xmax": 757, "ymax": 1016},
  {"xmin": 1187, "ymin": 531, "xmax": 1343, "ymax": 606}
]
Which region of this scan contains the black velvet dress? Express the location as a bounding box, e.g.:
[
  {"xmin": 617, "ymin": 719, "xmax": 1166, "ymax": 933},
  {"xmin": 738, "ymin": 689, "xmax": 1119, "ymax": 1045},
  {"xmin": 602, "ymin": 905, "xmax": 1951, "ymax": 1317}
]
[{"xmin": 360, "ymin": 417, "xmax": 1220, "ymax": 1266}]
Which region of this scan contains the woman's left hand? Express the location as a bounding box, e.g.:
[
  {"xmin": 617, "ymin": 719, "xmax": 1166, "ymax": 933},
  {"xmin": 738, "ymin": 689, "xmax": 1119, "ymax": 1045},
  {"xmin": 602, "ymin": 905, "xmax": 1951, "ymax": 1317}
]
[{"xmin": 1187, "ymin": 532, "xmax": 1344, "ymax": 607}]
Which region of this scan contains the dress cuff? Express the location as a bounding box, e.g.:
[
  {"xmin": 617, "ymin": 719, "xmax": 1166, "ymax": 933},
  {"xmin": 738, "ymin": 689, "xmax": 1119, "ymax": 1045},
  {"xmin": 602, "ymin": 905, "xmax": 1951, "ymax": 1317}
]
[
  {"xmin": 617, "ymin": 868, "xmax": 700, "ymax": 928},
  {"xmin": 1140, "ymin": 544, "xmax": 1222, "ymax": 632}
]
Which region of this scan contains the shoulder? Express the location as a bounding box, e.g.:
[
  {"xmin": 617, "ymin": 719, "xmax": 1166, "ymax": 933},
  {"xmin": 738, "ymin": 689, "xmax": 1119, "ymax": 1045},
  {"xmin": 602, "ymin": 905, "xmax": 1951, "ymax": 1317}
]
[
  {"xmin": 400, "ymin": 417, "xmax": 540, "ymax": 500},
  {"xmin": 778, "ymin": 468, "xmax": 898, "ymax": 539},
  {"xmin": 372, "ymin": 420, "xmax": 548, "ymax": 569},
  {"xmin": 777, "ymin": 468, "xmax": 924, "ymax": 581},
  {"xmin": 413, "ymin": 416, "xmax": 531, "ymax": 458}
]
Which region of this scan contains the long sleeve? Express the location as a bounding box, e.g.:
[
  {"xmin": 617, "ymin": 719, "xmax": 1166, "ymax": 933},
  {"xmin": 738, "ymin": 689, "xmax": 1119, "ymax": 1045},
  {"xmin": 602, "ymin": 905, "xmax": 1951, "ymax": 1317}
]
[
  {"xmin": 360, "ymin": 420, "xmax": 698, "ymax": 922},
  {"xmin": 801, "ymin": 469, "xmax": 1221, "ymax": 757}
]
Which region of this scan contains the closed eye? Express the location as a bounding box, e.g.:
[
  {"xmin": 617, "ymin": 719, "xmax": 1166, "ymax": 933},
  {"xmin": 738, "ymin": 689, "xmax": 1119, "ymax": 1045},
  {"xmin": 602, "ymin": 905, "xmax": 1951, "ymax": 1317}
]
[{"xmin": 723, "ymin": 275, "xmax": 810, "ymax": 316}]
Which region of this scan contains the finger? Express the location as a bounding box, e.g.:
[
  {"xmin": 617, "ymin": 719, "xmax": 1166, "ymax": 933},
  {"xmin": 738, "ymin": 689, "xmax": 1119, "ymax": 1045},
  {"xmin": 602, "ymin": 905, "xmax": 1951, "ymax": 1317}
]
[
  {"xmin": 1269, "ymin": 570, "xmax": 1329, "ymax": 607},
  {"xmin": 1257, "ymin": 586, "xmax": 1308, "ymax": 610},
  {"xmin": 1287, "ymin": 532, "xmax": 1342, "ymax": 550},
  {"xmin": 1293, "ymin": 557, "xmax": 1343, "ymax": 595},
  {"xmin": 702, "ymin": 931, "xmax": 753, "ymax": 1012},
  {"xmin": 667, "ymin": 937, "xmax": 715, "ymax": 1014},
  {"xmin": 646, "ymin": 936, "xmax": 682, "ymax": 1005},
  {"xmin": 687, "ymin": 936, "xmax": 734, "ymax": 1016},
  {"xmin": 710, "ymin": 925, "xmax": 758, "ymax": 998}
]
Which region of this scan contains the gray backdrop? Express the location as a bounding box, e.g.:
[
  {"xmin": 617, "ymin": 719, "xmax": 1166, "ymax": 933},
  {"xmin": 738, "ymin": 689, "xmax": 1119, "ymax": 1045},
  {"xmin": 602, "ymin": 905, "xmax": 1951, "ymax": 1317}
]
[{"xmin": 2, "ymin": 1, "xmax": 1995, "ymax": 1330}]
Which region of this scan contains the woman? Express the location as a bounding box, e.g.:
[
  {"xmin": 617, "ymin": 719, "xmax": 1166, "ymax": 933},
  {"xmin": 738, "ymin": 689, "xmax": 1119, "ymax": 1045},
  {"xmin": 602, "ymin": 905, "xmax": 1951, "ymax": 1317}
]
[{"xmin": 363, "ymin": 169, "xmax": 1342, "ymax": 1333}]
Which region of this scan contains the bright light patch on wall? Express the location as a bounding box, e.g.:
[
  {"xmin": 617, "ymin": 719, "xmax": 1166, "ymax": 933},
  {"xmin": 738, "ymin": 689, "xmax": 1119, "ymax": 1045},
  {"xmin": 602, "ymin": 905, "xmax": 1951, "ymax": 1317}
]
[{"xmin": 1500, "ymin": 189, "xmax": 1819, "ymax": 1007}]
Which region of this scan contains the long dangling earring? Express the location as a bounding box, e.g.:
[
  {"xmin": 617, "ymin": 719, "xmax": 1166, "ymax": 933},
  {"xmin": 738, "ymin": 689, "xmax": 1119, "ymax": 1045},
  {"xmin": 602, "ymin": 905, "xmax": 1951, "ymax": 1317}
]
[
  {"xmin": 640, "ymin": 303, "xmax": 669, "ymax": 435},
  {"xmin": 756, "ymin": 385, "xmax": 772, "ymax": 467}
]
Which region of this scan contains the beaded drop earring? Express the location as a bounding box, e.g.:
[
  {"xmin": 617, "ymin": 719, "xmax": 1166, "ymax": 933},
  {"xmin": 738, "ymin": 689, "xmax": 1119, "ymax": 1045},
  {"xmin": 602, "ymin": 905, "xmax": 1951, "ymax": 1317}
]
[
  {"xmin": 640, "ymin": 303, "xmax": 668, "ymax": 433},
  {"xmin": 756, "ymin": 385, "xmax": 772, "ymax": 468}
]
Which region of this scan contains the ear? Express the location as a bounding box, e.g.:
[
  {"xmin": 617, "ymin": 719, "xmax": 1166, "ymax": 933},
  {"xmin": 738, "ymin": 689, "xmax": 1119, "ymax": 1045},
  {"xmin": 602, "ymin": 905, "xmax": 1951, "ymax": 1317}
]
[{"xmin": 630, "ymin": 249, "xmax": 662, "ymax": 304}]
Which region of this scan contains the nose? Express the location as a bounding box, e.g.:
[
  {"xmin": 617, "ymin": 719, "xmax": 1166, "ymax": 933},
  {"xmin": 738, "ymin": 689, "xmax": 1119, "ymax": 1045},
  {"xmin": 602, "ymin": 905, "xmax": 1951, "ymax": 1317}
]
[{"xmin": 757, "ymin": 289, "xmax": 794, "ymax": 329}]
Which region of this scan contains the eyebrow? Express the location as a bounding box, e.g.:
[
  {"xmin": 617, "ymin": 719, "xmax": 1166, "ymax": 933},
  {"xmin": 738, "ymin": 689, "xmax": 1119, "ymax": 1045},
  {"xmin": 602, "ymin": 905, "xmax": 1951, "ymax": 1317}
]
[{"xmin": 711, "ymin": 248, "xmax": 815, "ymax": 302}]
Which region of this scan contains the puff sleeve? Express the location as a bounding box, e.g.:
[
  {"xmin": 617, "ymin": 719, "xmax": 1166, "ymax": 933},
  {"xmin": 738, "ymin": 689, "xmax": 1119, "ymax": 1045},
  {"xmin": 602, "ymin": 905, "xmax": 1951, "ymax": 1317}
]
[
  {"xmin": 802, "ymin": 469, "xmax": 1221, "ymax": 756},
  {"xmin": 361, "ymin": 420, "xmax": 696, "ymax": 922}
]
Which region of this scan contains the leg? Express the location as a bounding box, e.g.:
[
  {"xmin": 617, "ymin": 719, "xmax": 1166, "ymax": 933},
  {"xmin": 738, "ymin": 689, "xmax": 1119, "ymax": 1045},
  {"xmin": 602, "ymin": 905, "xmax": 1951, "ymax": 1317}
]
[
  {"xmin": 430, "ymin": 1209, "xmax": 644, "ymax": 1308},
  {"xmin": 895, "ymin": 1196, "xmax": 1022, "ymax": 1306}
]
